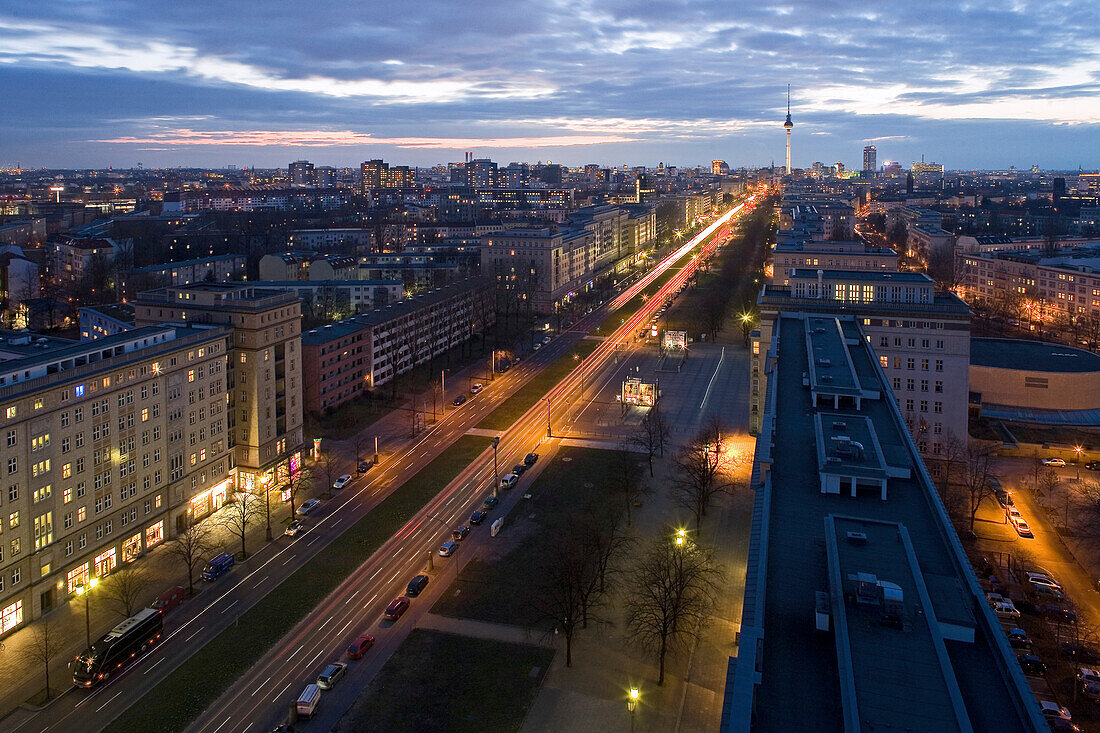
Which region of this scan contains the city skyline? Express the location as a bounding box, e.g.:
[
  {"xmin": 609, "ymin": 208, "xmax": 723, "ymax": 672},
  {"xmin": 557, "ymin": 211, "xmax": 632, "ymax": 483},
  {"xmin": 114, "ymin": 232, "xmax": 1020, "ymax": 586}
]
[{"xmin": 2, "ymin": 1, "xmax": 1099, "ymax": 169}]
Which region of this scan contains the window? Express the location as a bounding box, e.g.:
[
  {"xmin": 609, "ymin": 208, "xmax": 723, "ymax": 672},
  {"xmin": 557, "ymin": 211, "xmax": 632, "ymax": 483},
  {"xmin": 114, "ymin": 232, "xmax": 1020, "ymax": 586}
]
[
  {"xmin": 78, "ymin": 532, "xmax": 86, "ymax": 549},
  {"xmin": 920, "ymin": 401, "xmax": 928, "ymax": 413},
  {"xmin": 33, "ymin": 512, "xmax": 52, "ymax": 550},
  {"xmin": 78, "ymin": 506, "xmax": 86, "ymax": 522},
  {"xmin": 934, "ymin": 401, "xmax": 943, "ymax": 413},
  {"xmin": 62, "ymin": 463, "xmax": 71, "ymax": 479},
  {"xmin": 63, "ymin": 487, "xmax": 72, "ymax": 504},
  {"xmin": 4, "ymin": 407, "xmax": 14, "ymax": 420},
  {"xmin": 6, "ymin": 458, "xmax": 15, "ymax": 475},
  {"xmin": 4, "ymin": 430, "xmax": 13, "ymax": 447},
  {"xmin": 905, "ymin": 399, "xmax": 914, "ymax": 411},
  {"xmin": 879, "ymin": 355, "xmax": 888, "ymax": 368},
  {"xmin": 33, "ymin": 398, "xmax": 43, "ymax": 410},
  {"xmin": 145, "ymin": 521, "xmax": 164, "ymax": 548},
  {"xmin": 935, "ymin": 360, "xmax": 944, "ymax": 372},
  {"xmin": 921, "ymin": 359, "xmax": 929, "ymax": 371},
  {"xmin": 7, "ymin": 485, "xmax": 16, "ymax": 502},
  {"xmin": 9, "ymin": 538, "xmax": 19, "ymax": 556},
  {"xmin": 8, "ymin": 512, "xmax": 17, "ymax": 528},
  {"xmin": 935, "ymin": 381, "xmax": 943, "ymax": 393},
  {"xmin": 76, "ymin": 481, "xmax": 85, "ymax": 498},
  {"xmin": 920, "ymin": 380, "xmax": 928, "ymax": 392},
  {"xmin": 0, "ymin": 600, "xmax": 22, "ymax": 633},
  {"xmin": 906, "ymin": 358, "xmax": 915, "ymax": 370},
  {"xmin": 64, "ymin": 511, "xmax": 73, "ymax": 529},
  {"xmin": 32, "ymin": 460, "xmax": 50, "ymax": 477},
  {"xmin": 32, "ymin": 485, "xmax": 50, "ymax": 503}
]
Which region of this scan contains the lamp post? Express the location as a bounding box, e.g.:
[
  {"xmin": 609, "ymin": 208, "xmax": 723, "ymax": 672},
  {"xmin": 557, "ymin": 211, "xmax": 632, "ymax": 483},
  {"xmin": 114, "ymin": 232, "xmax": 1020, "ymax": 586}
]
[
  {"xmin": 76, "ymin": 577, "xmax": 100, "ymax": 650},
  {"xmin": 675, "ymin": 529, "xmax": 687, "ymax": 547},
  {"xmin": 262, "ymin": 474, "xmax": 272, "ymax": 541},
  {"xmin": 1076, "ymin": 445, "xmax": 1084, "ymax": 481},
  {"xmin": 546, "ymin": 397, "xmax": 552, "ymax": 438},
  {"xmin": 627, "ymin": 686, "xmax": 639, "ymax": 733},
  {"xmin": 492, "ymin": 436, "xmax": 501, "ymax": 491}
]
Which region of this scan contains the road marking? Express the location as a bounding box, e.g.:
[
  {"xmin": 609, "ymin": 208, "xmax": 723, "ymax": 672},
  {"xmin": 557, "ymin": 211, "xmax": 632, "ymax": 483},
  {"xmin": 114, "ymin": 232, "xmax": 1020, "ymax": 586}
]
[
  {"xmin": 390, "ymin": 571, "xmax": 399, "ymax": 582},
  {"xmin": 308, "ymin": 649, "xmax": 325, "ymax": 666},
  {"xmin": 210, "ymin": 717, "xmax": 233, "ymax": 733},
  {"xmin": 143, "ymin": 657, "xmax": 165, "ymax": 674},
  {"xmin": 224, "ymin": 600, "xmax": 237, "ymax": 611},
  {"xmin": 272, "ymin": 682, "xmax": 292, "ymax": 703},
  {"xmin": 364, "ymin": 592, "xmax": 378, "ymax": 609},
  {"xmin": 337, "ymin": 618, "xmax": 356, "ymax": 636},
  {"xmin": 305, "ymin": 535, "xmax": 320, "ymax": 547},
  {"xmin": 184, "ymin": 627, "xmax": 204, "ymax": 643},
  {"xmin": 282, "ymin": 555, "xmax": 293, "ymax": 565},
  {"xmin": 319, "ymin": 616, "xmax": 333, "ymax": 630},
  {"xmin": 95, "ymin": 690, "xmax": 124, "ymax": 713},
  {"xmin": 699, "ymin": 346, "xmax": 726, "ymax": 411},
  {"xmin": 369, "ymin": 568, "xmax": 381, "ymax": 580},
  {"xmin": 252, "ymin": 576, "xmax": 268, "ymax": 590},
  {"xmin": 252, "ymin": 677, "xmax": 271, "ymax": 697},
  {"xmin": 291, "ymin": 644, "xmax": 304, "ymax": 657}
]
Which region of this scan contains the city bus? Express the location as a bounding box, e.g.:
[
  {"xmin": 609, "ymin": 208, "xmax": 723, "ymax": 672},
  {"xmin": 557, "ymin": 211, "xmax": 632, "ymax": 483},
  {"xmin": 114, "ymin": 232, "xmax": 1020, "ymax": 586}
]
[{"xmin": 73, "ymin": 607, "xmax": 163, "ymax": 688}]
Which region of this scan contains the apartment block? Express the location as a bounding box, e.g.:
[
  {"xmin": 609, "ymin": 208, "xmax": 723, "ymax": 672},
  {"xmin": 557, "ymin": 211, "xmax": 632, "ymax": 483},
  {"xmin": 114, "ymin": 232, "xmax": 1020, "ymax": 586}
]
[
  {"xmin": 958, "ymin": 244, "xmax": 1100, "ymax": 322},
  {"xmin": 771, "ymin": 239, "xmax": 897, "ymax": 286},
  {"xmin": 133, "ymin": 284, "xmax": 304, "ymax": 494},
  {"xmin": 751, "ymin": 270, "xmax": 971, "ymax": 456},
  {"xmin": 0, "ymin": 325, "xmax": 231, "ymax": 631},
  {"xmin": 48, "ymin": 236, "xmax": 118, "ymax": 288}
]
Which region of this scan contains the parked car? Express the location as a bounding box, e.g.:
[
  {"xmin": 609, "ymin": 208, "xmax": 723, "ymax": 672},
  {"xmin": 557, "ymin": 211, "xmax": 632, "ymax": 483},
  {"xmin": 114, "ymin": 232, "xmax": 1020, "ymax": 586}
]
[
  {"xmin": 1086, "ymin": 461, "xmax": 1100, "ymax": 471},
  {"xmin": 1006, "ymin": 628, "xmax": 1032, "ymax": 650},
  {"xmin": 1009, "ymin": 515, "xmax": 1034, "ymax": 538},
  {"xmin": 1042, "ymin": 604, "xmax": 1078, "ymax": 624},
  {"xmin": 1039, "ymin": 700, "xmax": 1072, "ymax": 720},
  {"xmin": 1061, "ymin": 642, "xmax": 1100, "ymax": 663},
  {"xmin": 439, "ymin": 541, "xmax": 458, "ymax": 557},
  {"xmin": 346, "ymin": 634, "xmax": 376, "ymax": 659},
  {"xmin": 1019, "ymin": 654, "xmax": 1047, "ymax": 676},
  {"xmin": 542, "ymin": 336, "xmax": 552, "ymax": 345},
  {"xmin": 470, "ymin": 510, "xmax": 488, "ymax": 525},
  {"xmin": 512, "ymin": 464, "xmax": 527, "ymax": 476},
  {"xmin": 384, "ymin": 597, "xmax": 410, "ymax": 621},
  {"xmin": 452, "ymin": 395, "xmax": 467, "ymax": 406},
  {"xmin": 149, "ymin": 586, "xmax": 185, "ymax": 615},
  {"xmin": 995, "ymin": 490, "xmax": 1015, "ymax": 508},
  {"xmin": 1078, "ymin": 667, "xmax": 1100, "ymax": 699},
  {"xmin": 1043, "ymin": 458, "xmax": 1067, "ymax": 467},
  {"xmin": 1048, "ymin": 719, "xmax": 1082, "ymax": 732},
  {"xmin": 1027, "ymin": 572, "xmax": 1063, "ymax": 590},
  {"xmin": 992, "ymin": 601, "xmax": 1021, "ymax": 620},
  {"xmin": 406, "ymin": 574, "xmax": 430, "ymax": 597},
  {"xmin": 470, "ymin": 383, "xmax": 484, "ymax": 394},
  {"xmin": 317, "ymin": 662, "xmax": 347, "ymax": 690},
  {"xmin": 333, "ymin": 474, "xmax": 352, "ymax": 490},
  {"xmin": 1031, "ymin": 583, "xmax": 1066, "ymax": 601},
  {"xmin": 986, "ymin": 592, "xmax": 1007, "ymax": 605},
  {"xmin": 451, "ymin": 526, "xmax": 470, "ymax": 541},
  {"xmin": 284, "ymin": 520, "xmax": 306, "ymax": 537},
  {"xmin": 532, "ymin": 343, "xmax": 541, "ymax": 351},
  {"xmin": 296, "ymin": 684, "xmax": 321, "ymax": 719},
  {"xmin": 482, "ymin": 496, "xmax": 499, "ymax": 510},
  {"xmin": 358, "ymin": 460, "xmax": 373, "ymax": 473},
  {"xmin": 298, "ymin": 498, "xmax": 322, "ymax": 516},
  {"xmin": 500, "ymin": 473, "xmax": 519, "ymax": 490},
  {"xmin": 524, "ymin": 453, "xmax": 539, "ymax": 466}
]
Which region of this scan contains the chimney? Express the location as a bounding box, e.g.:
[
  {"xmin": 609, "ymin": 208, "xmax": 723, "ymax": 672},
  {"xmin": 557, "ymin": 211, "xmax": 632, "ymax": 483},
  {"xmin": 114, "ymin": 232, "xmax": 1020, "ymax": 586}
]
[{"xmin": 817, "ymin": 269, "xmax": 824, "ymax": 299}]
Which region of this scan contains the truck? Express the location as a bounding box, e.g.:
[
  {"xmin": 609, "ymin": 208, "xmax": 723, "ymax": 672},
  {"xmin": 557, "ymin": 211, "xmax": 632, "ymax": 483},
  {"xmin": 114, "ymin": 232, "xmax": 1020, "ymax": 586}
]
[{"xmin": 296, "ymin": 683, "xmax": 321, "ymax": 718}]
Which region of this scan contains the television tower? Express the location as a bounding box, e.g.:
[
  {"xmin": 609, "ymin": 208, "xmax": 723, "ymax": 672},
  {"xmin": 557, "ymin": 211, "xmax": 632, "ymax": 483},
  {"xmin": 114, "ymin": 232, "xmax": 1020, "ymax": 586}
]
[{"xmin": 783, "ymin": 84, "xmax": 793, "ymax": 175}]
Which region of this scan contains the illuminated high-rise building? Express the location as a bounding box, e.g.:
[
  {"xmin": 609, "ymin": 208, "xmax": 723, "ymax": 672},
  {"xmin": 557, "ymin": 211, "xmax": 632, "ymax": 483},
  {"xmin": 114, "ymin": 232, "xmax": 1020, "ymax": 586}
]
[{"xmin": 862, "ymin": 145, "xmax": 877, "ymax": 175}]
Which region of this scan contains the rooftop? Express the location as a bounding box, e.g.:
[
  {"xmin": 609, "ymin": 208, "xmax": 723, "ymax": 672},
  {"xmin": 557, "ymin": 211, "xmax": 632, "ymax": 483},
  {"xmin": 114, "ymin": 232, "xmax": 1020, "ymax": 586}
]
[
  {"xmin": 971, "ymin": 337, "xmax": 1100, "ymax": 374},
  {"xmin": 79, "ymin": 302, "xmax": 136, "ymax": 326},
  {"xmin": 789, "ymin": 269, "xmax": 931, "ymax": 284}
]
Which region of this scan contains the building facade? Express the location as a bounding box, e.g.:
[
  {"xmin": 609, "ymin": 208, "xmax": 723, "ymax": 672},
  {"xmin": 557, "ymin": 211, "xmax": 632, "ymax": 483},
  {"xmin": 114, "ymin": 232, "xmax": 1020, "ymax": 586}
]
[{"xmin": 771, "ymin": 240, "xmax": 898, "ymax": 286}]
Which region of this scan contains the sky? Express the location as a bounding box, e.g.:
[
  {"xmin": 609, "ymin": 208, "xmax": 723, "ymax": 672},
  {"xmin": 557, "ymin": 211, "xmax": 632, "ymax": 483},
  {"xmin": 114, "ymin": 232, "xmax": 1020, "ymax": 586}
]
[{"xmin": 1, "ymin": 1, "xmax": 1099, "ymax": 171}]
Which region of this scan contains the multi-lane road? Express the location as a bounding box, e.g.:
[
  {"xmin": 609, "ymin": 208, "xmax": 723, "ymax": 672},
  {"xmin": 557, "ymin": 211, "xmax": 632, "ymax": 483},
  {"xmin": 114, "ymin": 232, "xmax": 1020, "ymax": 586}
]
[{"xmin": 5, "ymin": 197, "xmax": 752, "ymax": 733}]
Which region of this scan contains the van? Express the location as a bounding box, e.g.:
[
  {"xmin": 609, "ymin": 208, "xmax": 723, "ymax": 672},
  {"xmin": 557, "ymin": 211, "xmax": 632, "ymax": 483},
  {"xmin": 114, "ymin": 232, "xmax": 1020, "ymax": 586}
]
[
  {"xmin": 149, "ymin": 586, "xmax": 185, "ymax": 614},
  {"xmin": 500, "ymin": 473, "xmax": 518, "ymax": 490},
  {"xmin": 296, "ymin": 683, "xmax": 321, "ymax": 718},
  {"xmin": 201, "ymin": 552, "xmax": 235, "ymax": 581}
]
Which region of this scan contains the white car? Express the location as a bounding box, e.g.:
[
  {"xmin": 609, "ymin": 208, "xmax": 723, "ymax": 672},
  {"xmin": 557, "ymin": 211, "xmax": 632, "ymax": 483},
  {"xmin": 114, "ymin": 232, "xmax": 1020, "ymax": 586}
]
[
  {"xmin": 297, "ymin": 498, "xmax": 322, "ymax": 516},
  {"xmin": 1026, "ymin": 572, "xmax": 1063, "ymax": 591},
  {"xmin": 1043, "ymin": 457, "xmax": 1067, "ymax": 467},
  {"xmin": 1079, "ymin": 667, "xmax": 1100, "ymax": 700},
  {"xmin": 1039, "ymin": 700, "xmax": 1071, "ymax": 720},
  {"xmin": 332, "ymin": 474, "xmax": 352, "ymax": 490},
  {"xmin": 1009, "ymin": 515, "xmax": 1034, "ymax": 538},
  {"xmin": 992, "ymin": 601, "xmax": 1021, "ymax": 620},
  {"xmin": 470, "ymin": 383, "xmax": 483, "ymax": 394}
]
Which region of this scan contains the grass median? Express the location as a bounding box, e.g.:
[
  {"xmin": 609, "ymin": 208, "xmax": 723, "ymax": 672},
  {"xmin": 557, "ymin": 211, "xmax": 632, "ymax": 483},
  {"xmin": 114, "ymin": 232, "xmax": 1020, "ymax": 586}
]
[
  {"xmin": 476, "ymin": 338, "xmax": 600, "ymax": 432},
  {"xmin": 104, "ymin": 434, "xmax": 492, "ymax": 733}
]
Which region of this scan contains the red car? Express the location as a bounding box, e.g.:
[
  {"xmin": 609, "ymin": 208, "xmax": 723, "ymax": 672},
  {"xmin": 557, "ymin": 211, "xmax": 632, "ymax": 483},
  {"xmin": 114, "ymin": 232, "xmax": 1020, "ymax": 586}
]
[
  {"xmin": 346, "ymin": 634, "xmax": 376, "ymax": 660},
  {"xmin": 384, "ymin": 597, "xmax": 410, "ymax": 621}
]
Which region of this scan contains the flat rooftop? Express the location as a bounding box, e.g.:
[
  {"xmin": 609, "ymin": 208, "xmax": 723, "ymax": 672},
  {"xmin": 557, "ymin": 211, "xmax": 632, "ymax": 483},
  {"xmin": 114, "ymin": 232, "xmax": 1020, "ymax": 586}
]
[
  {"xmin": 723, "ymin": 313, "xmax": 1043, "ymax": 733},
  {"xmin": 789, "ymin": 268, "xmax": 931, "ymax": 284},
  {"xmin": 971, "ymin": 337, "xmax": 1100, "ymax": 374}
]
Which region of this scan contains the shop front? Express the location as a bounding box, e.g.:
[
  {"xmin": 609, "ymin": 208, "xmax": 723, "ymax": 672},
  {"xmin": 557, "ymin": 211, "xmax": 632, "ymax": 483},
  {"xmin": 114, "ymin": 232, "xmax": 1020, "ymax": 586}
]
[{"xmin": 188, "ymin": 478, "xmax": 231, "ymax": 520}]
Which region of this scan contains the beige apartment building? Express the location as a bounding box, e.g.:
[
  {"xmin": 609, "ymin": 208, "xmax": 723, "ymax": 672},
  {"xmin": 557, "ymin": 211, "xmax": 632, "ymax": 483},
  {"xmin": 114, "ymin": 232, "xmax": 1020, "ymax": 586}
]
[
  {"xmin": 133, "ymin": 283, "xmax": 304, "ymax": 495},
  {"xmin": 0, "ymin": 325, "xmax": 230, "ymax": 630}
]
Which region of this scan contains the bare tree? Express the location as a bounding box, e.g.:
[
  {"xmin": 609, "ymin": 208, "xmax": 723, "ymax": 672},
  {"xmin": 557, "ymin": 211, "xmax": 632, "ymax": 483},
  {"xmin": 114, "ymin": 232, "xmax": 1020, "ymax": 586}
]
[
  {"xmin": 576, "ymin": 503, "xmax": 632, "ymax": 624},
  {"xmin": 99, "ymin": 564, "xmax": 151, "ymax": 619},
  {"xmin": 29, "ymin": 617, "xmax": 60, "ymax": 701},
  {"xmin": 315, "ymin": 454, "xmax": 343, "ymax": 498},
  {"xmin": 1036, "ymin": 466, "xmax": 1060, "ymax": 502},
  {"xmin": 623, "ymin": 536, "xmax": 722, "ymax": 685},
  {"xmin": 221, "ymin": 490, "xmax": 264, "ymax": 559},
  {"xmin": 284, "ymin": 468, "xmax": 313, "ymax": 519},
  {"xmin": 670, "ymin": 430, "xmax": 736, "ymax": 530},
  {"xmin": 628, "ymin": 403, "xmax": 670, "ymax": 477},
  {"xmin": 961, "ymin": 445, "xmax": 997, "ymax": 532},
  {"xmin": 610, "ymin": 446, "xmax": 650, "ymax": 527},
  {"xmin": 529, "ymin": 523, "xmax": 597, "ymax": 668},
  {"xmin": 166, "ymin": 518, "xmax": 216, "ymax": 596}
]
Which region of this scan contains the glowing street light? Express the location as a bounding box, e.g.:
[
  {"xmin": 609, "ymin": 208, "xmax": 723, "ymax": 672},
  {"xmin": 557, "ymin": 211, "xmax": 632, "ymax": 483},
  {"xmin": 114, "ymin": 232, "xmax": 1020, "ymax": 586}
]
[
  {"xmin": 627, "ymin": 686, "xmax": 640, "ymax": 732},
  {"xmin": 675, "ymin": 528, "xmax": 687, "ymax": 547},
  {"xmin": 75, "ymin": 577, "xmax": 100, "ymax": 650},
  {"xmin": 1076, "ymin": 445, "xmax": 1084, "ymax": 481}
]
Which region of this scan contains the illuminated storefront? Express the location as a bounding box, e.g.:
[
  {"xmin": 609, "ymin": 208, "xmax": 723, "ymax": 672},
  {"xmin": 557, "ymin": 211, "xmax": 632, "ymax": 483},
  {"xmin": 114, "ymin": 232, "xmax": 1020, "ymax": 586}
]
[
  {"xmin": 237, "ymin": 451, "xmax": 303, "ymax": 502},
  {"xmin": 188, "ymin": 478, "xmax": 230, "ymax": 519},
  {"xmin": 122, "ymin": 533, "xmax": 142, "ymax": 562},
  {"xmin": 93, "ymin": 548, "xmax": 116, "ymax": 577},
  {"xmin": 66, "ymin": 563, "xmax": 89, "ymax": 594},
  {"xmin": 145, "ymin": 521, "xmax": 164, "ymax": 548},
  {"xmin": 0, "ymin": 600, "xmax": 22, "ymax": 633}
]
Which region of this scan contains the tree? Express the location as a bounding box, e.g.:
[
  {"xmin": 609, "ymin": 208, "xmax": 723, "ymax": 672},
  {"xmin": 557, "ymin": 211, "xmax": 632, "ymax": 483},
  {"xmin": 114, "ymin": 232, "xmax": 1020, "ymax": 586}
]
[
  {"xmin": 610, "ymin": 446, "xmax": 650, "ymax": 527},
  {"xmin": 100, "ymin": 564, "xmax": 151, "ymax": 619},
  {"xmin": 628, "ymin": 403, "xmax": 670, "ymax": 477},
  {"xmin": 670, "ymin": 429, "xmax": 735, "ymax": 530},
  {"xmin": 29, "ymin": 617, "xmax": 60, "ymax": 701},
  {"xmin": 529, "ymin": 522, "xmax": 598, "ymax": 668},
  {"xmin": 221, "ymin": 490, "xmax": 264, "ymax": 559},
  {"xmin": 284, "ymin": 468, "xmax": 313, "ymax": 518},
  {"xmin": 166, "ymin": 518, "xmax": 216, "ymax": 596},
  {"xmin": 961, "ymin": 445, "xmax": 997, "ymax": 532},
  {"xmin": 315, "ymin": 454, "xmax": 343, "ymax": 498},
  {"xmin": 623, "ymin": 536, "xmax": 722, "ymax": 685}
]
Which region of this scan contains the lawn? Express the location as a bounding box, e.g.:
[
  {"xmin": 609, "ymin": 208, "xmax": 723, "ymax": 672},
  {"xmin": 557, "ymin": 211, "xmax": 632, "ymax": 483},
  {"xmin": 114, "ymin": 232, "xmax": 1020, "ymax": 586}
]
[
  {"xmin": 104, "ymin": 434, "xmax": 491, "ymax": 733},
  {"xmin": 477, "ymin": 338, "xmax": 601, "ymax": 431},
  {"xmin": 432, "ymin": 446, "xmax": 638, "ymax": 626},
  {"xmin": 335, "ymin": 629, "xmax": 553, "ymax": 733}
]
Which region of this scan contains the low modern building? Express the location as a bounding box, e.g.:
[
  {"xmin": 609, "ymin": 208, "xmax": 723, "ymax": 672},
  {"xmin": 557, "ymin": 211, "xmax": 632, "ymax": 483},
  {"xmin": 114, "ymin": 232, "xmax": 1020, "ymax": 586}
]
[
  {"xmin": 288, "ymin": 228, "xmax": 376, "ymax": 251},
  {"xmin": 0, "ymin": 245, "xmax": 39, "ymax": 314},
  {"xmin": 771, "ymin": 240, "xmax": 897, "ymax": 286},
  {"xmin": 79, "ymin": 303, "xmax": 136, "ymax": 340},
  {"xmin": 723, "ymin": 312, "xmax": 1045, "ymax": 732},
  {"xmin": 119, "ymin": 254, "xmax": 246, "ymax": 299},
  {"xmin": 0, "ymin": 325, "xmax": 232, "ymax": 631},
  {"xmin": 753, "ymin": 270, "xmax": 971, "ymax": 457},
  {"xmin": 970, "ymin": 338, "xmax": 1100, "ymax": 426},
  {"xmin": 48, "ymin": 235, "xmax": 119, "ymax": 289},
  {"xmin": 257, "ymin": 280, "xmax": 401, "ymax": 317},
  {"xmin": 301, "ymin": 278, "xmax": 493, "ymax": 414}
]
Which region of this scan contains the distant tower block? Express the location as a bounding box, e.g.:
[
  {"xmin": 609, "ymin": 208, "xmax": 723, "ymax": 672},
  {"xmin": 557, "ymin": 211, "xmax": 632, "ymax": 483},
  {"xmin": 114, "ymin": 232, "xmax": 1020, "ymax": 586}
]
[{"xmin": 783, "ymin": 84, "xmax": 794, "ymax": 175}]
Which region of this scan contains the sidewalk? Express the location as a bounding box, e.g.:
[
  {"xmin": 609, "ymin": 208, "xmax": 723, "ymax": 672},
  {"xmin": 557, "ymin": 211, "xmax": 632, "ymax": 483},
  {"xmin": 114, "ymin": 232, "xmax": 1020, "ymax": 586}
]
[{"xmin": 417, "ymin": 613, "xmax": 551, "ymax": 648}]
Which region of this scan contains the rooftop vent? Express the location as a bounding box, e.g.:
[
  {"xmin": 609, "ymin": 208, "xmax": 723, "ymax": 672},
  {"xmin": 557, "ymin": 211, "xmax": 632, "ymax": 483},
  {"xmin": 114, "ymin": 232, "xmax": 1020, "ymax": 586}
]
[
  {"xmin": 845, "ymin": 531, "xmax": 868, "ymax": 545},
  {"xmin": 816, "ymin": 358, "xmax": 831, "ymax": 367},
  {"xmin": 832, "ymin": 421, "xmax": 847, "ymax": 430}
]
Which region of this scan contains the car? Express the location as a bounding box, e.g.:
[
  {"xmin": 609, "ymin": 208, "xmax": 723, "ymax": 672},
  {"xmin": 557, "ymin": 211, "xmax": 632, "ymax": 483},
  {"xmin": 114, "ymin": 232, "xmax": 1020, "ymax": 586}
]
[
  {"xmin": 358, "ymin": 460, "xmax": 373, "ymax": 473},
  {"xmin": 452, "ymin": 395, "xmax": 467, "ymax": 406},
  {"xmin": 986, "ymin": 592, "xmax": 1007, "ymax": 605},
  {"xmin": 1027, "ymin": 572, "xmax": 1064, "ymax": 590},
  {"xmin": 384, "ymin": 597, "xmax": 410, "ymax": 621},
  {"xmin": 316, "ymin": 662, "xmax": 347, "ymax": 690},
  {"xmin": 346, "ymin": 634, "xmax": 375, "ymax": 660},
  {"xmin": 1039, "ymin": 700, "xmax": 1071, "ymax": 720},
  {"xmin": 1006, "ymin": 506, "xmax": 1022, "ymax": 519},
  {"xmin": 284, "ymin": 520, "xmax": 306, "ymax": 537},
  {"xmin": 297, "ymin": 498, "xmax": 322, "ymax": 516},
  {"xmin": 1032, "ymin": 583, "xmax": 1066, "ymax": 601},
  {"xmin": 533, "ymin": 343, "xmax": 541, "ymax": 351},
  {"xmin": 452, "ymin": 526, "xmax": 470, "ymax": 541},
  {"xmin": 1042, "ymin": 604, "xmax": 1078, "ymax": 624},
  {"xmin": 992, "ymin": 601, "xmax": 1021, "ymax": 620},
  {"xmin": 1009, "ymin": 515, "xmax": 1034, "ymax": 538},
  {"xmin": 149, "ymin": 586, "xmax": 185, "ymax": 615},
  {"xmin": 1006, "ymin": 627, "xmax": 1032, "ymax": 650},
  {"xmin": 482, "ymin": 496, "xmax": 499, "ymax": 510},
  {"xmin": 1048, "ymin": 719, "xmax": 1082, "ymax": 733},
  {"xmin": 1078, "ymin": 667, "xmax": 1100, "ymax": 699},
  {"xmin": 470, "ymin": 510, "xmax": 488, "ymax": 525},
  {"xmin": 524, "ymin": 453, "xmax": 539, "ymax": 466},
  {"xmin": 995, "ymin": 490, "xmax": 1015, "ymax": 508},
  {"xmin": 500, "ymin": 473, "xmax": 519, "ymax": 490},
  {"xmin": 333, "ymin": 474, "xmax": 352, "ymax": 490},
  {"xmin": 439, "ymin": 541, "xmax": 458, "ymax": 557},
  {"xmin": 512, "ymin": 464, "xmax": 527, "ymax": 476},
  {"xmin": 471, "ymin": 383, "xmax": 484, "ymax": 394},
  {"xmin": 1061, "ymin": 642, "xmax": 1100, "ymax": 663},
  {"xmin": 1086, "ymin": 461, "xmax": 1100, "ymax": 471},
  {"xmin": 542, "ymin": 336, "xmax": 552, "ymax": 345},
  {"xmin": 1043, "ymin": 457, "xmax": 1067, "ymax": 467},
  {"xmin": 406, "ymin": 574, "xmax": 430, "ymax": 597},
  {"xmin": 1019, "ymin": 654, "xmax": 1047, "ymax": 676}
]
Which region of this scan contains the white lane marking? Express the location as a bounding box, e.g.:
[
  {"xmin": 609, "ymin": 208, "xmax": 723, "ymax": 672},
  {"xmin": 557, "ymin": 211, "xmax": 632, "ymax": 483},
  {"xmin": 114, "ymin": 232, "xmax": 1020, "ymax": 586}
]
[
  {"xmin": 272, "ymin": 682, "xmax": 292, "ymax": 703},
  {"xmin": 210, "ymin": 718, "xmax": 233, "ymax": 733},
  {"xmin": 318, "ymin": 616, "xmax": 333, "ymax": 631},
  {"xmin": 337, "ymin": 618, "xmax": 356, "ymax": 636},
  {"xmin": 184, "ymin": 627, "xmax": 204, "ymax": 643},
  {"xmin": 252, "ymin": 676, "xmax": 271, "ymax": 697},
  {"xmin": 290, "ymin": 644, "xmax": 304, "ymax": 657},
  {"xmin": 307, "ymin": 649, "xmax": 325, "ymax": 667},
  {"xmin": 143, "ymin": 657, "xmax": 165, "ymax": 674},
  {"xmin": 95, "ymin": 690, "xmax": 124, "ymax": 713},
  {"xmin": 252, "ymin": 576, "xmax": 268, "ymax": 590},
  {"xmin": 282, "ymin": 555, "xmax": 293, "ymax": 565},
  {"xmin": 699, "ymin": 346, "xmax": 726, "ymax": 411}
]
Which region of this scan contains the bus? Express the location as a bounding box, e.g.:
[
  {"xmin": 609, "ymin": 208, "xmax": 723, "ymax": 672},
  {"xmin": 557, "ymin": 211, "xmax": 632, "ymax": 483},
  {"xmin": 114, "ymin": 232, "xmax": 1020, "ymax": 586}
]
[{"xmin": 73, "ymin": 607, "xmax": 163, "ymax": 688}]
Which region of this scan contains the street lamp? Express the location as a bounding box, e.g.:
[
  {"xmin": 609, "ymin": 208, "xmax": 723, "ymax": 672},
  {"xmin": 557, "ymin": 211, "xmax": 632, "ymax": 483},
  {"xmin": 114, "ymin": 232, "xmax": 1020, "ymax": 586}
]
[
  {"xmin": 261, "ymin": 474, "xmax": 272, "ymax": 541},
  {"xmin": 1076, "ymin": 445, "xmax": 1084, "ymax": 481},
  {"xmin": 491, "ymin": 436, "xmax": 501, "ymax": 496},
  {"xmin": 75, "ymin": 577, "xmax": 100, "ymax": 650},
  {"xmin": 627, "ymin": 686, "xmax": 640, "ymax": 732},
  {"xmin": 675, "ymin": 528, "xmax": 687, "ymax": 547}
]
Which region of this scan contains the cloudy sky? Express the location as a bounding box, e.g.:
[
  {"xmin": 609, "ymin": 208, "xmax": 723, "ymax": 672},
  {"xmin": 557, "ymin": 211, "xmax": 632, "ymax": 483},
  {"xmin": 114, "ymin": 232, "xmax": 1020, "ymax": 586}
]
[{"xmin": 2, "ymin": 1, "xmax": 1098, "ymax": 170}]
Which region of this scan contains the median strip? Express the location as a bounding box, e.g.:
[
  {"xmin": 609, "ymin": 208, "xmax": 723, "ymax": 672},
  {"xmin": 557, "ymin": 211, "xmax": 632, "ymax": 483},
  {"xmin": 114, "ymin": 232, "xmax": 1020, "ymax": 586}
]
[{"xmin": 104, "ymin": 434, "xmax": 491, "ymax": 733}]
